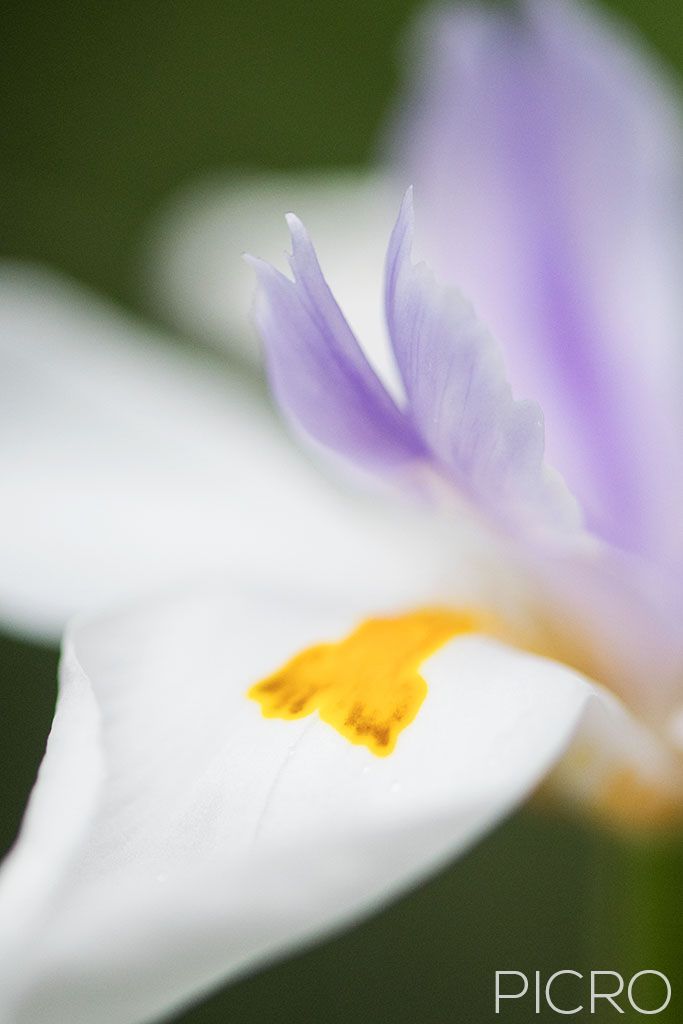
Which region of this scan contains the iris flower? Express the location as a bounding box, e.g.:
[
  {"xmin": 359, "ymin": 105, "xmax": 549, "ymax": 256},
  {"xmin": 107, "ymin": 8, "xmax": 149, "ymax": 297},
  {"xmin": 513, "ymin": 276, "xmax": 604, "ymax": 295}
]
[{"xmin": 2, "ymin": 1, "xmax": 683, "ymax": 1022}]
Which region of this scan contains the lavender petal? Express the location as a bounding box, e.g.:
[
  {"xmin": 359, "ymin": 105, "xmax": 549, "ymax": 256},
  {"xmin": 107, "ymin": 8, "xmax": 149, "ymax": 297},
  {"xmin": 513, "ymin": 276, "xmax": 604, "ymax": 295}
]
[
  {"xmin": 247, "ymin": 217, "xmax": 426, "ymax": 474},
  {"xmin": 386, "ymin": 189, "xmax": 580, "ymax": 536},
  {"xmin": 390, "ymin": 0, "xmax": 683, "ymax": 566}
]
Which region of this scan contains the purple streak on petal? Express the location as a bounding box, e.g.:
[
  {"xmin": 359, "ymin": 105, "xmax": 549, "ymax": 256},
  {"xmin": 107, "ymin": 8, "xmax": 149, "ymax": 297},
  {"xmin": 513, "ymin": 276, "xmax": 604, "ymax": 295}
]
[
  {"xmin": 385, "ymin": 189, "xmax": 580, "ymax": 535},
  {"xmin": 247, "ymin": 217, "xmax": 426, "ymax": 473},
  {"xmin": 390, "ymin": 0, "xmax": 683, "ymax": 565}
]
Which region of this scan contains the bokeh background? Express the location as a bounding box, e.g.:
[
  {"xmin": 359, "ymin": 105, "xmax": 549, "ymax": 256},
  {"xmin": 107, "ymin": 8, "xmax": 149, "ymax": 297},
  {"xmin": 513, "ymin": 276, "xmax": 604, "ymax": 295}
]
[{"xmin": 3, "ymin": 0, "xmax": 683, "ymax": 1020}]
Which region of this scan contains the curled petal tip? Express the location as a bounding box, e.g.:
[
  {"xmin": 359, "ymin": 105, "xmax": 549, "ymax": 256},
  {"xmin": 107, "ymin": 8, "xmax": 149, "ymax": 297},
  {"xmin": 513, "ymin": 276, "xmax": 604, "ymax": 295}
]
[
  {"xmin": 285, "ymin": 212, "xmax": 307, "ymax": 244},
  {"xmin": 284, "ymin": 213, "xmax": 315, "ymax": 271}
]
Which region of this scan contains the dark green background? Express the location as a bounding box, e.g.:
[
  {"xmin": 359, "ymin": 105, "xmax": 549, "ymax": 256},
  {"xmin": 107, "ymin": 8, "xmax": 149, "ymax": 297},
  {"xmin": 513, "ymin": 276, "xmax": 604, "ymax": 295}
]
[{"xmin": 2, "ymin": 1, "xmax": 683, "ymax": 1020}]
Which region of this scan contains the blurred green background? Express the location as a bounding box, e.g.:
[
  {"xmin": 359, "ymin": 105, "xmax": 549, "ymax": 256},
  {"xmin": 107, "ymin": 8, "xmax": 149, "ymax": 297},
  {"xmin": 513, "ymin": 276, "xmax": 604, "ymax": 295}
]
[{"xmin": 2, "ymin": 0, "xmax": 683, "ymax": 1020}]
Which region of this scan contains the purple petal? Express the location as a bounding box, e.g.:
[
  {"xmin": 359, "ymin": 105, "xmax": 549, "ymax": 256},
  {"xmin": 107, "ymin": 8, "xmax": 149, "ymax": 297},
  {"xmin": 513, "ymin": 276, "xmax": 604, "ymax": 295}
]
[
  {"xmin": 251, "ymin": 194, "xmax": 579, "ymax": 543},
  {"xmin": 390, "ymin": 0, "xmax": 683, "ymax": 565},
  {"xmin": 386, "ymin": 189, "xmax": 579, "ymax": 536},
  {"xmin": 247, "ymin": 216, "xmax": 426, "ymax": 473}
]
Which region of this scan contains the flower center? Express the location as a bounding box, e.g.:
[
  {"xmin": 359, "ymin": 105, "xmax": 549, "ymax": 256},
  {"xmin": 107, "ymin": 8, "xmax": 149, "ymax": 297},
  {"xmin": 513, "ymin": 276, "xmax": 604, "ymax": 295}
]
[{"xmin": 248, "ymin": 607, "xmax": 481, "ymax": 756}]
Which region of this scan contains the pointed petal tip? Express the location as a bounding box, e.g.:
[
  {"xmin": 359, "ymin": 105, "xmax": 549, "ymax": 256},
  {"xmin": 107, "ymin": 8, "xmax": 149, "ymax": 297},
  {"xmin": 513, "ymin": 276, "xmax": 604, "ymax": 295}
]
[
  {"xmin": 284, "ymin": 212, "xmax": 312, "ymax": 259},
  {"xmin": 243, "ymin": 212, "xmax": 311, "ymax": 275},
  {"xmin": 395, "ymin": 185, "xmax": 414, "ymax": 225},
  {"xmin": 242, "ymin": 252, "xmax": 268, "ymax": 285},
  {"xmin": 243, "ymin": 252, "xmax": 279, "ymax": 285},
  {"xmin": 387, "ymin": 187, "xmax": 416, "ymax": 274}
]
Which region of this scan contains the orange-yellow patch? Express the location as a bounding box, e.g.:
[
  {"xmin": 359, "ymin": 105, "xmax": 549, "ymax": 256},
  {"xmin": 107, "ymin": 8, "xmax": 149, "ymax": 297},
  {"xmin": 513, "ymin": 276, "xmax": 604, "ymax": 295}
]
[{"xmin": 248, "ymin": 608, "xmax": 481, "ymax": 756}]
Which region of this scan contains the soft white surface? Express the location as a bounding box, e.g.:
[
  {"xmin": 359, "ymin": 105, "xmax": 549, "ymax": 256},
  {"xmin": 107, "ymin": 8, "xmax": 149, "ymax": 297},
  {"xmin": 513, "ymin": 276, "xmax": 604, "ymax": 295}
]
[
  {"xmin": 0, "ymin": 658, "xmax": 103, "ymax": 1008},
  {"xmin": 0, "ymin": 263, "xmax": 463, "ymax": 639},
  {"xmin": 2, "ymin": 580, "xmax": 674, "ymax": 1024}
]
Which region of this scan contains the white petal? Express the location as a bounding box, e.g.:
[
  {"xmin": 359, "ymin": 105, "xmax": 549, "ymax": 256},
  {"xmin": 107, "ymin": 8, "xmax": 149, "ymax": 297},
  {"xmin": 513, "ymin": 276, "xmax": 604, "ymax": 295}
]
[
  {"xmin": 145, "ymin": 170, "xmax": 398, "ymax": 380},
  {"xmin": 0, "ymin": 264, "xmax": 460, "ymax": 639},
  {"xmin": 3, "ymin": 581, "xmax": 677, "ymax": 1024},
  {"xmin": 0, "ymin": 655, "xmax": 103, "ymax": 1009}
]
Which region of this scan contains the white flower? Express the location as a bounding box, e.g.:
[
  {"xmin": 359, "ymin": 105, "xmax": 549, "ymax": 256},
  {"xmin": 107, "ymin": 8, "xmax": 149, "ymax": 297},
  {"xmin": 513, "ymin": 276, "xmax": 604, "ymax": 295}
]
[{"xmin": 2, "ymin": 2, "xmax": 683, "ymax": 1022}]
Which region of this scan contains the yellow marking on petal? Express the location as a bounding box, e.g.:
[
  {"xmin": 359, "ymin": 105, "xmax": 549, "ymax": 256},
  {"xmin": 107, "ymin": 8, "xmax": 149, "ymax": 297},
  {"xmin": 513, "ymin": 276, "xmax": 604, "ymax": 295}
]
[{"xmin": 248, "ymin": 608, "xmax": 481, "ymax": 757}]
